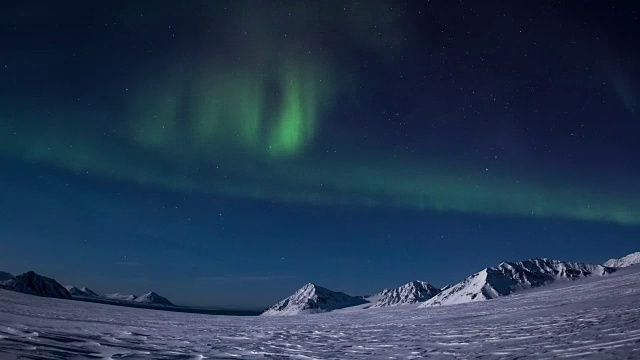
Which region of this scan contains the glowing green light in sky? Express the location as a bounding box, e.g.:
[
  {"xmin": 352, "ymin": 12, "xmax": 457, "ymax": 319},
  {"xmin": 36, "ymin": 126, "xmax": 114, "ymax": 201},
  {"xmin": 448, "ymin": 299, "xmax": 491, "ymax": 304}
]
[
  {"xmin": 1, "ymin": 3, "xmax": 639, "ymax": 226},
  {"xmin": 268, "ymin": 64, "xmax": 321, "ymax": 157},
  {"xmin": 1, "ymin": 115, "xmax": 639, "ymax": 226},
  {"xmin": 127, "ymin": 54, "xmax": 329, "ymax": 160}
]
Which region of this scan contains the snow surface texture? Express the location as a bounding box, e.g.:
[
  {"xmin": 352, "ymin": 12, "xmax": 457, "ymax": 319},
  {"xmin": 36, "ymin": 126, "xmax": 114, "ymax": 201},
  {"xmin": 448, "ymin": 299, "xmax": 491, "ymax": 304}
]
[
  {"xmin": 369, "ymin": 280, "xmax": 440, "ymax": 308},
  {"xmin": 421, "ymin": 258, "xmax": 615, "ymax": 307},
  {"xmin": 605, "ymin": 252, "xmax": 640, "ymax": 268},
  {"xmin": 1, "ymin": 266, "xmax": 640, "ymax": 359},
  {"xmin": 262, "ymin": 283, "xmax": 368, "ymax": 315}
]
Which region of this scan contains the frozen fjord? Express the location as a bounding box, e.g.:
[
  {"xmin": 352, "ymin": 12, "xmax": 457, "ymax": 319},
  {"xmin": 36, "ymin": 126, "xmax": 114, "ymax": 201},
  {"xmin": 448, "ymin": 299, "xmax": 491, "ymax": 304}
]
[{"xmin": 1, "ymin": 266, "xmax": 640, "ymax": 359}]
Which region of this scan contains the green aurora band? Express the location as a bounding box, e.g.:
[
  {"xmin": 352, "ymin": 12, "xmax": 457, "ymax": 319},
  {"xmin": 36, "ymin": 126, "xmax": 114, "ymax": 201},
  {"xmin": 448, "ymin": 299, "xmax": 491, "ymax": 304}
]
[
  {"xmin": 1, "ymin": 107, "xmax": 639, "ymax": 225},
  {"xmin": 1, "ymin": 2, "xmax": 639, "ymax": 225},
  {"xmin": 129, "ymin": 55, "xmax": 330, "ymax": 159}
]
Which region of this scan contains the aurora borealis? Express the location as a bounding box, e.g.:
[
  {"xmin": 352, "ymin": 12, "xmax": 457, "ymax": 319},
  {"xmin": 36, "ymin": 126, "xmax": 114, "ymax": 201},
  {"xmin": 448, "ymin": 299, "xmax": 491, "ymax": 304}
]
[
  {"xmin": 1, "ymin": 1, "xmax": 639, "ymax": 307},
  {"xmin": 129, "ymin": 52, "xmax": 331, "ymax": 158}
]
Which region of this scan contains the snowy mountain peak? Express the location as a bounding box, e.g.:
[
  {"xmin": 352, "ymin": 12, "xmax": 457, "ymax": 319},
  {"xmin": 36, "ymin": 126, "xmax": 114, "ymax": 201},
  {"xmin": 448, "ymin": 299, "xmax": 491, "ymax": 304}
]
[
  {"xmin": 299, "ymin": 283, "xmax": 318, "ymax": 291},
  {"xmin": 369, "ymin": 280, "xmax": 440, "ymax": 308},
  {"xmin": 65, "ymin": 285, "xmax": 84, "ymax": 296},
  {"xmin": 262, "ymin": 283, "xmax": 368, "ymax": 315},
  {"xmin": 604, "ymin": 252, "xmax": 640, "ymax": 268},
  {"xmin": 420, "ymin": 258, "xmax": 615, "ymax": 307},
  {"xmin": 65, "ymin": 285, "xmax": 100, "ymax": 298},
  {"xmin": 134, "ymin": 292, "xmax": 174, "ymax": 306},
  {"xmin": 80, "ymin": 287, "xmax": 100, "ymax": 297}
]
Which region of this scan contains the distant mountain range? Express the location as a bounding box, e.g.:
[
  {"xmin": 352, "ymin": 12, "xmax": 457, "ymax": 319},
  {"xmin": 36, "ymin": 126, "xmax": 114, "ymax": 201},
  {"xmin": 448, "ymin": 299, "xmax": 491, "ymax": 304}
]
[
  {"xmin": 70, "ymin": 288, "xmax": 175, "ymax": 306},
  {"xmin": 263, "ymin": 252, "xmax": 638, "ymax": 315},
  {"xmin": 3, "ymin": 251, "xmax": 638, "ymax": 316},
  {"xmin": 0, "ymin": 270, "xmax": 173, "ymax": 306}
]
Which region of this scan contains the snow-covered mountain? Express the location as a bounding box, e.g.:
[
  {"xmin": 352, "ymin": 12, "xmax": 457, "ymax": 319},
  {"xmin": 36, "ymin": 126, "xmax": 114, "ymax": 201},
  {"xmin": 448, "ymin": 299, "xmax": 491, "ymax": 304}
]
[
  {"xmin": 262, "ymin": 283, "xmax": 368, "ymax": 315},
  {"xmin": 65, "ymin": 285, "xmax": 173, "ymax": 305},
  {"xmin": 1, "ymin": 271, "xmax": 71, "ymax": 299},
  {"xmin": 102, "ymin": 292, "xmax": 174, "ymax": 306},
  {"xmin": 65, "ymin": 286, "xmax": 173, "ymax": 306},
  {"xmin": 134, "ymin": 292, "xmax": 174, "ymax": 306},
  {"xmin": 104, "ymin": 293, "xmax": 138, "ymax": 301},
  {"xmin": 604, "ymin": 252, "xmax": 640, "ymax": 268},
  {"xmin": 65, "ymin": 286, "xmax": 100, "ymax": 298},
  {"xmin": 368, "ymin": 280, "xmax": 440, "ymax": 308},
  {"xmin": 80, "ymin": 287, "xmax": 100, "ymax": 297},
  {"xmin": 420, "ymin": 258, "xmax": 615, "ymax": 307},
  {"xmin": 65, "ymin": 286, "xmax": 85, "ymax": 297},
  {"xmin": 0, "ymin": 270, "xmax": 175, "ymax": 306}
]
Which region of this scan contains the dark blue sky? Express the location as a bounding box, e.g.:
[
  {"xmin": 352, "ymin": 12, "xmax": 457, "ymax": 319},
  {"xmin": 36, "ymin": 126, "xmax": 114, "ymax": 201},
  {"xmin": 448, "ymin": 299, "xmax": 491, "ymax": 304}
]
[
  {"xmin": 1, "ymin": 159, "xmax": 638, "ymax": 309},
  {"xmin": 0, "ymin": 1, "xmax": 639, "ymax": 309}
]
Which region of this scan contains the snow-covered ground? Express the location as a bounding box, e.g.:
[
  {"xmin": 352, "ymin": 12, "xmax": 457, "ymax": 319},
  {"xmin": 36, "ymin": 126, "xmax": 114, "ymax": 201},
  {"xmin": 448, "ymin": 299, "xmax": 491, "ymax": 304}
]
[{"xmin": 1, "ymin": 266, "xmax": 640, "ymax": 359}]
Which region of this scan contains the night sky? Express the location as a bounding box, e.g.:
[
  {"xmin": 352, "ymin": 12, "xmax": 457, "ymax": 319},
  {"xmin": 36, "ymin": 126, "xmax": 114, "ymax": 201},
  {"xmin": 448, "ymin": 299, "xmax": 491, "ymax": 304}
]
[{"xmin": 1, "ymin": 1, "xmax": 639, "ymax": 309}]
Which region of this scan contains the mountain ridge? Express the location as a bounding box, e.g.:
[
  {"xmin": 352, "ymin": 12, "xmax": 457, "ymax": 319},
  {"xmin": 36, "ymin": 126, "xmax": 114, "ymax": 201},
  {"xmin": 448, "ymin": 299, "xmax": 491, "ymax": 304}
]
[
  {"xmin": 65, "ymin": 285, "xmax": 101, "ymax": 298},
  {"xmin": 419, "ymin": 258, "xmax": 615, "ymax": 307},
  {"xmin": 369, "ymin": 280, "xmax": 440, "ymax": 308},
  {"xmin": 604, "ymin": 252, "xmax": 640, "ymax": 268},
  {"xmin": 3, "ymin": 251, "xmax": 637, "ymax": 313},
  {"xmin": 262, "ymin": 256, "xmax": 628, "ymax": 315}
]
